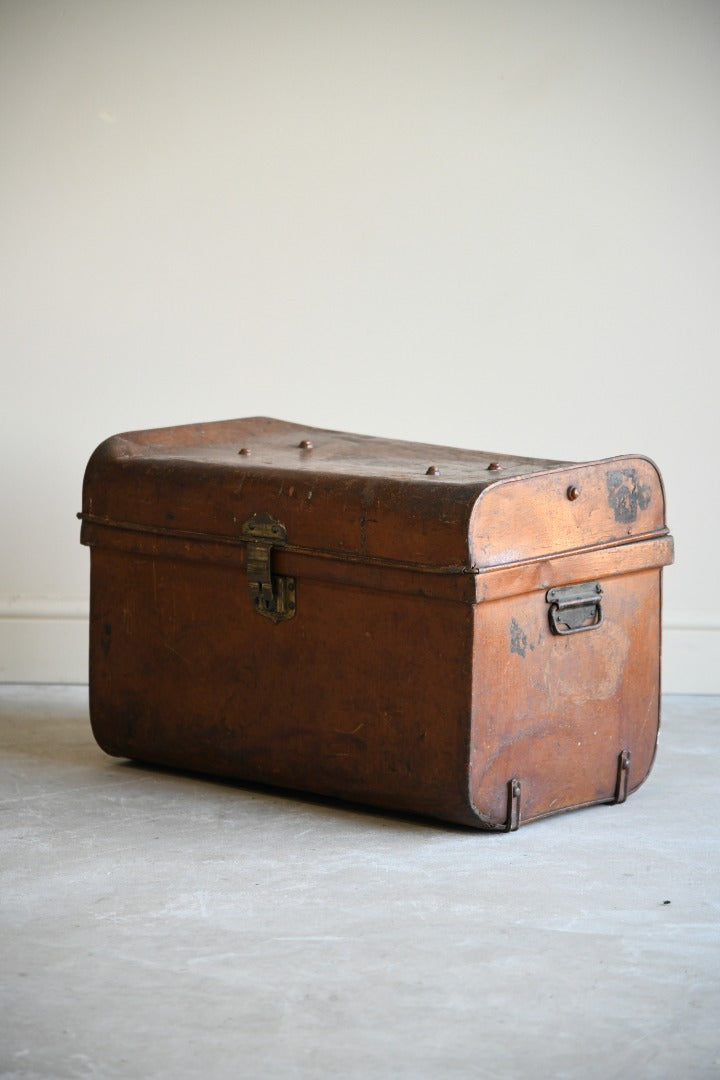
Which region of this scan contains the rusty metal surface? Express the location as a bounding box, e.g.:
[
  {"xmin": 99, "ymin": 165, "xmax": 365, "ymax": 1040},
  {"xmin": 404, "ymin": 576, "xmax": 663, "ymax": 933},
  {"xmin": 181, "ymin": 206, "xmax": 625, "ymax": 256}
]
[
  {"xmin": 80, "ymin": 417, "xmax": 674, "ymax": 829},
  {"xmin": 469, "ymin": 568, "xmax": 663, "ymax": 828}
]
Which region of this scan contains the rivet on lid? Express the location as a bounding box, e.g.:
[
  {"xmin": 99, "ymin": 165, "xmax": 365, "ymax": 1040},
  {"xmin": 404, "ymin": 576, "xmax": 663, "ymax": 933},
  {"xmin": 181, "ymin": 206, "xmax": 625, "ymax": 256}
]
[
  {"xmin": 425, "ymin": 465, "xmax": 441, "ymax": 476},
  {"xmin": 298, "ymin": 439, "xmax": 314, "ymax": 450},
  {"xmin": 487, "ymin": 462, "xmax": 502, "ymax": 471}
]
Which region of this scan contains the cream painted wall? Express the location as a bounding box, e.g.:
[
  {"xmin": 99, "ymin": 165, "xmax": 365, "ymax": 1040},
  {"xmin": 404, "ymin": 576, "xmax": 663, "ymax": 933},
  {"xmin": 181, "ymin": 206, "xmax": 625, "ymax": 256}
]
[{"xmin": 1, "ymin": 1, "xmax": 718, "ymax": 690}]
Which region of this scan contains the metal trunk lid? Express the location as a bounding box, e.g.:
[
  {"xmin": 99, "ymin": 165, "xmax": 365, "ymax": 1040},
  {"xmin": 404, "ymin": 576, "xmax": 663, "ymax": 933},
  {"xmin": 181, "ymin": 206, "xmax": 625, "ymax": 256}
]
[{"xmin": 80, "ymin": 417, "xmax": 671, "ymax": 581}]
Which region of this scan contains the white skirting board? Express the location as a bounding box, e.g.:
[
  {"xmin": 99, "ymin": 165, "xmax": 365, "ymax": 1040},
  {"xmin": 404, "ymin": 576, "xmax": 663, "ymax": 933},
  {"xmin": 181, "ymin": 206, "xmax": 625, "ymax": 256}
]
[
  {"xmin": 0, "ymin": 598, "xmax": 717, "ymax": 693},
  {"xmin": 0, "ymin": 598, "xmax": 89, "ymax": 685},
  {"xmin": 661, "ymin": 613, "xmax": 720, "ymax": 697}
]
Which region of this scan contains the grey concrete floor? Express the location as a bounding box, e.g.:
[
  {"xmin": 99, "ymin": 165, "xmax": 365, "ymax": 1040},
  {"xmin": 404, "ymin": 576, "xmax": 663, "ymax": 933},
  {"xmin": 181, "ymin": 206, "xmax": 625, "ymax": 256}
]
[{"xmin": 0, "ymin": 686, "xmax": 718, "ymax": 1080}]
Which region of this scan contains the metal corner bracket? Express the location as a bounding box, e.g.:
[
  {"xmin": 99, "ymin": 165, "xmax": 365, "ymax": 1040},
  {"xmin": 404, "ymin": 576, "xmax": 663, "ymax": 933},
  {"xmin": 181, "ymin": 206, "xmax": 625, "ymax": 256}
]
[
  {"xmin": 506, "ymin": 778, "xmax": 522, "ymax": 832},
  {"xmin": 613, "ymin": 749, "xmax": 631, "ymax": 804}
]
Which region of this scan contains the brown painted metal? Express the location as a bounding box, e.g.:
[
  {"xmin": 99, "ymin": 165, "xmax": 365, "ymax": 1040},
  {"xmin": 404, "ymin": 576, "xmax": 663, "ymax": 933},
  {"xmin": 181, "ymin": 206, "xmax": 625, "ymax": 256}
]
[{"xmin": 80, "ymin": 417, "xmax": 674, "ymax": 830}]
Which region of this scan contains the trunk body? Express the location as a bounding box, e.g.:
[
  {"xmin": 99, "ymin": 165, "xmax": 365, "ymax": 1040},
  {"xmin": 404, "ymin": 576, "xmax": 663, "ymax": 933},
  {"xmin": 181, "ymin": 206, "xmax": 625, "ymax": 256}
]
[{"xmin": 80, "ymin": 417, "xmax": 673, "ymax": 829}]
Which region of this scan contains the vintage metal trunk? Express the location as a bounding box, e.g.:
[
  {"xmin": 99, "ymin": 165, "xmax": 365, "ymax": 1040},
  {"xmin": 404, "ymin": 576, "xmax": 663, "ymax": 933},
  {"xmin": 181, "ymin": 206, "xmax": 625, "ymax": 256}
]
[{"xmin": 79, "ymin": 417, "xmax": 674, "ymax": 830}]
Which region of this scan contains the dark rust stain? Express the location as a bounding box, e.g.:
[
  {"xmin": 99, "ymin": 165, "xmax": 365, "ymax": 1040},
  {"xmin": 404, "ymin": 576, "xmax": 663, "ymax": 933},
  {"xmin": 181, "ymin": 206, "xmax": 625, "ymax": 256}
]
[
  {"xmin": 606, "ymin": 469, "xmax": 651, "ymax": 524},
  {"xmin": 510, "ymin": 618, "xmax": 530, "ymax": 658}
]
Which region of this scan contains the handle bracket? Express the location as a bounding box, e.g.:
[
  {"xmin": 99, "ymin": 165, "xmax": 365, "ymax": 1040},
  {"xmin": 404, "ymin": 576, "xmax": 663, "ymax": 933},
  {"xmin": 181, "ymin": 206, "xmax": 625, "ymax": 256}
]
[{"xmin": 546, "ymin": 581, "xmax": 603, "ymax": 635}]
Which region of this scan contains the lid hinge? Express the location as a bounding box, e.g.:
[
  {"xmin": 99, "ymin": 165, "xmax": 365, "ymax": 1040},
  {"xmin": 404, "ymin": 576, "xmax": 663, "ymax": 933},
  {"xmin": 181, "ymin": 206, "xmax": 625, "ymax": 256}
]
[{"xmin": 241, "ymin": 514, "xmax": 296, "ymax": 623}]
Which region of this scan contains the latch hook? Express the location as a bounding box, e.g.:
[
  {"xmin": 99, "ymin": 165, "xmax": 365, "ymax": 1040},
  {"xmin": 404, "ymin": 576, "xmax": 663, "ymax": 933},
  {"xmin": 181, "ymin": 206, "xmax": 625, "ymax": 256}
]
[{"xmin": 241, "ymin": 513, "xmax": 296, "ymax": 623}]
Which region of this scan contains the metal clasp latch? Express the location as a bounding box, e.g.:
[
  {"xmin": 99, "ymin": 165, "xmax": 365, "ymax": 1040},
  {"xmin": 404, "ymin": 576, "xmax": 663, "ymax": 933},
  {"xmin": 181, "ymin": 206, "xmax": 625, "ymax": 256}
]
[
  {"xmin": 241, "ymin": 513, "xmax": 296, "ymax": 623},
  {"xmin": 546, "ymin": 581, "xmax": 603, "ymax": 635}
]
